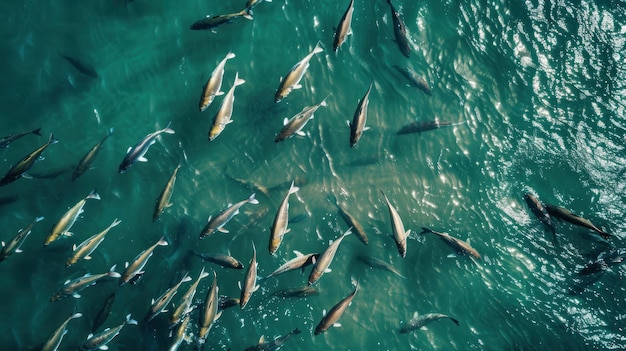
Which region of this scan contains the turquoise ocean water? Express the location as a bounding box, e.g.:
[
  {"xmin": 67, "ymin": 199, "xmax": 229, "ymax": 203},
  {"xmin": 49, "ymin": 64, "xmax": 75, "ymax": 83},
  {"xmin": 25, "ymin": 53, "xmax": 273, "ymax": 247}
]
[{"xmin": 1, "ymin": 0, "xmax": 625, "ymax": 350}]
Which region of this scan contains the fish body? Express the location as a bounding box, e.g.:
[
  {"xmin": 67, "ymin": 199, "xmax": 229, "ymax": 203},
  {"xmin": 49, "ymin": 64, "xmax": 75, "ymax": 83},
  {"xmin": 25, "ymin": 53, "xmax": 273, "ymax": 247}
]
[
  {"xmin": 51, "ymin": 265, "xmax": 121, "ymax": 302},
  {"xmin": 170, "ymin": 268, "xmax": 210, "ymax": 328},
  {"xmin": 199, "ymin": 52, "xmax": 236, "ymax": 112},
  {"xmin": 120, "ymin": 237, "xmax": 168, "ymax": 285},
  {"xmin": 0, "ymin": 216, "xmax": 43, "ymax": 262},
  {"xmin": 545, "ymin": 204, "xmax": 611, "ymax": 238},
  {"xmin": 208, "ymin": 72, "xmax": 245, "ymax": 141},
  {"xmin": 272, "ymin": 286, "xmax": 318, "ymax": 298},
  {"xmin": 79, "ymin": 314, "xmax": 137, "ymax": 351},
  {"xmin": 0, "ymin": 133, "xmax": 57, "ymax": 186},
  {"xmin": 387, "ymin": 0, "xmax": 411, "ymax": 57},
  {"xmin": 66, "ymin": 218, "xmax": 121, "ymax": 267},
  {"xmin": 579, "ymin": 248, "xmax": 626, "ymax": 275},
  {"xmin": 265, "ymin": 251, "xmax": 319, "ymax": 278},
  {"xmin": 244, "ymin": 328, "xmax": 301, "ymax": 351},
  {"xmin": 380, "ymin": 190, "xmax": 410, "ymax": 257},
  {"xmin": 168, "ymin": 313, "xmax": 190, "ymax": 351},
  {"xmin": 153, "ymin": 165, "xmax": 181, "ymax": 221},
  {"xmin": 329, "ymin": 194, "xmax": 368, "ymax": 245},
  {"xmin": 189, "ymin": 9, "xmax": 253, "ymax": 31},
  {"xmin": 198, "ymin": 271, "xmax": 222, "ymax": 343},
  {"xmin": 240, "ymin": 243, "xmax": 259, "ymax": 308},
  {"xmin": 314, "ymin": 282, "xmax": 358, "ymax": 335},
  {"xmin": 308, "ymin": 229, "xmax": 352, "ymax": 285},
  {"xmin": 41, "ymin": 310, "xmax": 82, "ymax": 351},
  {"xmin": 61, "ymin": 54, "xmax": 98, "ymax": 78},
  {"xmin": 0, "ymin": 127, "xmax": 41, "ymax": 148},
  {"xmin": 523, "ymin": 193, "xmax": 555, "ymax": 234},
  {"xmin": 274, "ymin": 42, "xmax": 324, "ymax": 102},
  {"xmin": 420, "ymin": 227, "xmax": 481, "ymax": 259},
  {"xmin": 397, "ymin": 120, "xmax": 455, "ymax": 135},
  {"xmin": 72, "ymin": 127, "xmax": 114, "ymax": 181},
  {"xmin": 92, "ymin": 293, "xmax": 115, "ymax": 333},
  {"xmin": 269, "ymin": 181, "xmax": 299, "ymax": 254},
  {"xmin": 333, "ymin": 0, "xmax": 354, "ymax": 51},
  {"xmin": 348, "ymin": 81, "xmax": 373, "ymax": 147},
  {"xmin": 145, "ymin": 273, "xmax": 192, "ymax": 322},
  {"xmin": 357, "ymin": 255, "xmax": 405, "ymax": 278},
  {"xmin": 275, "ymin": 98, "xmax": 327, "ymax": 142},
  {"xmin": 200, "ymin": 193, "xmax": 259, "ymax": 239},
  {"xmin": 393, "ymin": 65, "xmax": 431, "ymax": 95},
  {"xmin": 45, "ymin": 189, "xmax": 100, "ymax": 247},
  {"xmin": 399, "ymin": 312, "xmax": 459, "ymax": 333},
  {"xmin": 193, "ymin": 251, "xmax": 244, "ymax": 269},
  {"xmin": 118, "ymin": 122, "xmax": 175, "ymax": 173}
]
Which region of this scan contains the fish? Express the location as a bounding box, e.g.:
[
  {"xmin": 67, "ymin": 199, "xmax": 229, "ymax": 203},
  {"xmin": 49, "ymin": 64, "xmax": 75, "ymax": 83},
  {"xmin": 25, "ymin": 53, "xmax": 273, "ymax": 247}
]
[
  {"xmin": 145, "ymin": 273, "xmax": 192, "ymax": 322},
  {"xmin": 420, "ymin": 227, "xmax": 481, "ymax": 259},
  {"xmin": 357, "ymin": 255, "xmax": 406, "ymax": 279},
  {"xmin": 328, "ymin": 193, "xmax": 368, "ymax": 245},
  {"xmin": 244, "ymin": 328, "xmax": 301, "ymax": 351},
  {"xmin": 274, "ymin": 98, "xmax": 327, "ymax": 142},
  {"xmin": 333, "ymin": 0, "xmax": 354, "ymax": 51},
  {"xmin": 66, "ymin": 218, "xmax": 121, "ymax": 267},
  {"xmin": 170, "ymin": 267, "xmax": 210, "ymax": 328},
  {"xmin": 199, "ymin": 51, "xmax": 236, "ymax": 112},
  {"xmin": 92, "ymin": 293, "xmax": 115, "ymax": 333},
  {"xmin": 272, "ymin": 286, "xmax": 318, "ymax": 298},
  {"xmin": 348, "ymin": 81, "xmax": 373, "ymax": 147},
  {"xmin": 218, "ymin": 295, "xmax": 240, "ymax": 310},
  {"xmin": 51, "ymin": 265, "xmax": 121, "ymax": 302},
  {"xmin": 61, "ymin": 54, "xmax": 98, "ymax": 78},
  {"xmin": 386, "ymin": 0, "xmax": 411, "ymax": 58},
  {"xmin": 72, "ymin": 127, "xmax": 114, "ymax": 181},
  {"xmin": 240, "ymin": 242, "xmax": 259, "ymax": 308},
  {"xmin": 41, "ymin": 310, "xmax": 82, "ymax": 351},
  {"xmin": 308, "ymin": 228, "xmax": 352, "ymax": 285},
  {"xmin": 578, "ymin": 248, "xmax": 626, "ymax": 275},
  {"xmin": 0, "ymin": 133, "xmax": 58, "ymax": 187},
  {"xmin": 274, "ymin": 42, "xmax": 324, "ymax": 103},
  {"xmin": 45, "ymin": 189, "xmax": 101, "ymax": 247},
  {"xmin": 189, "ymin": 8, "xmax": 253, "ymax": 32},
  {"xmin": 208, "ymin": 72, "xmax": 246, "ymax": 141},
  {"xmin": 269, "ymin": 181, "xmax": 299, "ymax": 254},
  {"xmin": 314, "ymin": 282, "xmax": 359, "ymax": 335},
  {"xmin": 193, "ymin": 251, "xmax": 244, "ymax": 269},
  {"xmin": 153, "ymin": 165, "xmax": 181, "ymax": 221},
  {"xmin": 523, "ymin": 193, "xmax": 555, "ymax": 235},
  {"xmin": 399, "ymin": 312, "xmax": 460, "ymax": 333},
  {"xmin": 199, "ymin": 193, "xmax": 259, "ymax": 239},
  {"xmin": 78, "ymin": 314, "xmax": 138, "ymax": 351},
  {"xmin": 265, "ymin": 251, "xmax": 319, "ymax": 279},
  {"xmin": 392, "ymin": 65, "xmax": 431, "ymax": 95},
  {"xmin": 168, "ymin": 313, "xmax": 190, "ymax": 351},
  {"xmin": 120, "ymin": 237, "xmax": 168, "ymax": 285},
  {"xmin": 380, "ymin": 190, "xmax": 411, "ymax": 257},
  {"xmin": 118, "ymin": 122, "xmax": 175, "ymax": 173},
  {"xmin": 396, "ymin": 120, "xmax": 457, "ymax": 135},
  {"xmin": 0, "ymin": 127, "xmax": 42, "ymax": 148},
  {"xmin": 545, "ymin": 204, "xmax": 611, "ymax": 239},
  {"xmin": 198, "ymin": 271, "xmax": 222, "ymax": 345},
  {"xmin": 0, "ymin": 216, "xmax": 43, "ymax": 262}
]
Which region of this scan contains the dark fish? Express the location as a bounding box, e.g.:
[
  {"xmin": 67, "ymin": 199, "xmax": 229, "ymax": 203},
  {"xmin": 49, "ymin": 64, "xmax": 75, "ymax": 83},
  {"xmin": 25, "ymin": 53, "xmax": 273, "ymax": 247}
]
[
  {"xmin": 523, "ymin": 193, "xmax": 555, "ymax": 235},
  {"xmin": 30, "ymin": 165, "xmax": 74, "ymax": 179},
  {"xmin": 314, "ymin": 282, "xmax": 358, "ymax": 335},
  {"xmin": 545, "ymin": 204, "xmax": 611, "ymax": 239},
  {"xmin": 357, "ymin": 255, "xmax": 405, "ymax": 278},
  {"xmin": 348, "ymin": 81, "xmax": 373, "ymax": 147},
  {"xmin": 218, "ymin": 295, "xmax": 240, "ymax": 310},
  {"xmin": 578, "ymin": 248, "xmax": 626, "ymax": 275},
  {"xmin": 244, "ymin": 328, "xmax": 301, "ymax": 351},
  {"xmin": 272, "ymin": 286, "xmax": 318, "ymax": 298},
  {"xmin": 396, "ymin": 120, "xmax": 455, "ymax": 135},
  {"xmin": 333, "ymin": 0, "xmax": 354, "ymax": 51},
  {"xmin": 189, "ymin": 9, "xmax": 253, "ymax": 31},
  {"xmin": 399, "ymin": 312, "xmax": 460, "ymax": 333},
  {"xmin": 92, "ymin": 293, "xmax": 115, "ymax": 333},
  {"xmin": 392, "ymin": 65, "xmax": 431, "ymax": 95},
  {"xmin": 328, "ymin": 193, "xmax": 368, "ymax": 245},
  {"xmin": 0, "ymin": 127, "xmax": 42, "ymax": 148},
  {"xmin": 420, "ymin": 227, "xmax": 481, "ymax": 259},
  {"xmin": 72, "ymin": 128, "xmax": 114, "ymax": 181},
  {"xmin": 0, "ymin": 133, "xmax": 58, "ymax": 186},
  {"xmin": 386, "ymin": 0, "xmax": 411, "ymax": 57},
  {"xmin": 61, "ymin": 54, "xmax": 98, "ymax": 78},
  {"xmin": 0, "ymin": 216, "xmax": 43, "ymax": 262},
  {"xmin": 118, "ymin": 123, "xmax": 175, "ymax": 173},
  {"xmin": 193, "ymin": 251, "xmax": 244, "ymax": 269}
]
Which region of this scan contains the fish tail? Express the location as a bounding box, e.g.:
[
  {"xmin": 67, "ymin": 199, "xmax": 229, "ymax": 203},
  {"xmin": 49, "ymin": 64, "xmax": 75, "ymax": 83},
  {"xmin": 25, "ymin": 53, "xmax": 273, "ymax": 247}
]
[
  {"xmin": 288, "ymin": 181, "xmax": 300, "ymax": 194},
  {"xmin": 241, "ymin": 7, "xmax": 253, "ymax": 20},
  {"xmin": 312, "ymin": 40, "xmax": 324, "ymax": 54},
  {"xmin": 110, "ymin": 218, "xmax": 122, "ymax": 228},
  {"xmin": 48, "ymin": 133, "xmax": 59, "ymax": 145},
  {"xmin": 449, "ymin": 317, "xmax": 460, "ymax": 326},
  {"xmin": 108, "ymin": 264, "xmax": 122, "ymax": 278},
  {"xmin": 157, "ymin": 236, "xmax": 169, "ymax": 246},
  {"xmin": 420, "ymin": 227, "xmax": 433, "ymax": 235},
  {"xmin": 226, "ymin": 51, "xmax": 236, "ymax": 60},
  {"xmin": 247, "ymin": 193, "xmax": 259, "ymax": 205},
  {"xmin": 35, "ymin": 216, "xmax": 45, "ymax": 222},
  {"xmin": 87, "ymin": 188, "xmax": 101, "ymax": 200},
  {"xmin": 107, "ymin": 127, "xmax": 115, "ymax": 136},
  {"xmin": 32, "ymin": 127, "xmax": 43, "ymax": 136},
  {"xmin": 125, "ymin": 314, "xmax": 139, "ymax": 325},
  {"xmin": 162, "ymin": 121, "xmax": 176, "ymax": 134},
  {"xmin": 233, "ymin": 72, "xmax": 246, "ymax": 86}
]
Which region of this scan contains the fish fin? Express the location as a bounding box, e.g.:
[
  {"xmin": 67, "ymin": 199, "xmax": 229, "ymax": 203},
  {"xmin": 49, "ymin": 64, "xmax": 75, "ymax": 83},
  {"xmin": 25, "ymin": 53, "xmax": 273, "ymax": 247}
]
[
  {"xmin": 63, "ymin": 232, "xmax": 73, "ymax": 237},
  {"xmin": 238, "ymin": 281, "xmax": 242, "ymax": 289},
  {"xmin": 259, "ymin": 336, "xmax": 265, "ymax": 344},
  {"xmin": 333, "ymin": 323, "xmax": 342, "ymax": 328},
  {"xmin": 447, "ymin": 253, "xmax": 458, "ymax": 258},
  {"xmin": 15, "ymin": 248, "xmax": 23, "ymax": 253},
  {"xmin": 99, "ymin": 346, "xmax": 109, "ymax": 350},
  {"xmin": 412, "ymin": 312, "xmax": 419, "ymax": 319},
  {"xmin": 234, "ymin": 77, "xmax": 246, "ymax": 86},
  {"xmin": 312, "ymin": 41, "xmax": 324, "ymax": 54},
  {"xmin": 1, "ymin": 241, "xmax": 5, "ymax": 247},
  {"xmin": 215, "ymin": 310, "xmax": 223, "ymax": 320},
  {"xmin": 37, "ymin": 156, "xmax": 45, "ymax": 161},
  {"xmin": 217, "ymin": 227, "xmax": 229, "ymax": 234},
  {"xmin": 363, "ymin": 127, "xmax": 371, "ymax": 131},
  {"xmin": 138, "ymin": 156, "xmax": 148, "ymax": 162},
  {"xmin": 161, "ymin": 309, "xmax": 168, "ymax": 313},
  {"xmin": 72, "ymin": 244, "xmax": 77, "ymax": 251},
  {"xmin": 73, "ymin": 293, "xmax": 81, "ymax": 298},
  {"xmin": 126, "ymin": 147, "xmax": 132, "ymax": 154},
  {"xmin": 346, "ymin": 120, "xmax": 352, "ymax": 128},
  {"xmin": 87, "ymin": 333, "xmax": 94, "ymax": 339},
  {"xmin": 405, "ymin": 229, "xmax": 411, "ymax": 239},
  {"xmin": 296, "ymin": 131, "xmax": 306, "ymax": 136},
  {"xmin": 324, "ymin": 268, "xmax": 332, "ymax": 273},
  {"xmin": 293, "ymin": 84, "xmax": 302, "ymax": 90},
  {"xmin": 22, "ymin": 173, "xmax": 33, "ymax": 179},
  {"xmin": 216, "ymin": 91, "xmax": 225, "ymax": 96},
  {"xmin": 84, "ymin": 256, "xmax": 92, "ymax": 260},
  {"xmin": 283, "ymin": 118, "xmax": 289, "ymax": 125},
  {"xmin": 162, "ymin": 122, "xmax": 175, "ymax": 134},
  {"xmin": 125, "ymin": 261, "xmax": 129, "ymax": 268},
  {"xmin": 293, "ymin": 250, "xmax": 304, "ymax": 257}
]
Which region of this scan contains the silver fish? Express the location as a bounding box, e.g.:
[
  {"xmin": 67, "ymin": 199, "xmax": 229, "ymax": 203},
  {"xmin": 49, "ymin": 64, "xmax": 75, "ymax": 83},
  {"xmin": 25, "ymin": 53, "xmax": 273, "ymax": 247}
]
[
  {"xmin": 51, "ymin": 265, "xmax": 121, "ymax": 302},
  {"xmin": 45, "ymin": 189, "xmax": 101, "ymax": 247},
  {"xmin": 193, "ymin": 251, "xmax": 244, "ymax": 269},
  {"xmin": 274, "ymin": 98, "xmax": 327, "ymax": 142},
  {"xmin": 546, "ymin": 204, "xmax": 611, "ymax": 239},
  {"xmin": 348, "ymin": 81, "xmax": 373, "ymax": 147},
  {"xmin": 380, "ymin": 190, "xmax": 411, "ymax": 257},
  {"xmin": 79, "ymin": 314, "xmax": 138, "ymax": 351},
  {"xmin": 0, "ymin": 133, "xmax": 58, "ymax": 186},
  {"xmin": 120, "ymin": 236, "xmax": 169, "ymax": 285},
  {"xmin": 170, "ymin": 267, "xmax": 210, "ymax": 328},
  {"xmin": 145, "ymin": 273, "xmax": 192, "ymax": 322},
  {"xmin": 199, "ymin": 52, "xmax": 236, "ymax": 112},
  {"xmin": 153, "ymin": 165, "xmax": 181, "ymax": 222},
  {"xmin": 314, "ymin": 282, "xmax": 359, "ymax": 335},
  {"xmin": 168, "ymin": 313, "xmax": 190, "ymax": 351},
  {"xmin": 209, "ymin": 72, "xmax": 245, "ymax": 141},
  {"xmin": 189, "ymin": 8, "xmax": 253, "ymax": 32},
  {"xmin": 387, "ymin": 0, "xmax": 411, "ymax": 57},
  {"xmin": 41, "ymin": 310, "xmax": 82, "ymax": 351},
  {"xmin": 399, "ymin": 312, "xmax": 460, "ymax": 333},
  {"xmin": 240, "ymin": 242, "xmax": 259, "ymax": 308},
  {"xmin": 523, "ymin": 193, "xmax": 555, "ymax": 235},
  {"xmin": 118, "ymin": 122, "xmax": 175, "ymax": 173},
  {"xmin": 420, "ymin": 227, "xmax": 481, "ymax": 259},
  {"xmin": 308, "ymin": 228, "xmax": 352, "ymax": 285},
  {"xmin": 0, "ymin": 216, "xmax": 43, "ymax": 262},
  {"xmin": 198, "ymin": 271, "xmax": 222, "ymax": 344},
  {"xmin": 265, "ymin": 251, "xmax": 319, "ymax": 279},
  {"xmin": 200, "ymin": 193, "xmax": 259, "ymax": 239},
  {"xmin": 333, "ymin": 0, "xmax": 354, "ymax": 51},
  {"xmin": 72, "ymin": 127, "xmax": 114, "ymax": 181},
  {"xmin": 274, "ymin": 42, "xmax": 324, "ymax": 103},
  {"xmin": 0, "ymin": 127, "xmax": 41, "ymax": 148},
  {"xmin": 66, "ymin": 218, "xmax": 121, "ymax": 267},
  {"xmin": 269, "ymin": 181, "xmax": 299, "ymax": 254}
]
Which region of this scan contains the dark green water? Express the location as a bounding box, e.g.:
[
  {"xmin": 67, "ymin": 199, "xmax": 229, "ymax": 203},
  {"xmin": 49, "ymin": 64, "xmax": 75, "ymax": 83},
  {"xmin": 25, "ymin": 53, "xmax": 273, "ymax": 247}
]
[{"xmin": 1, "ymin": 0, "xmax": 625, "ymax": 350}]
